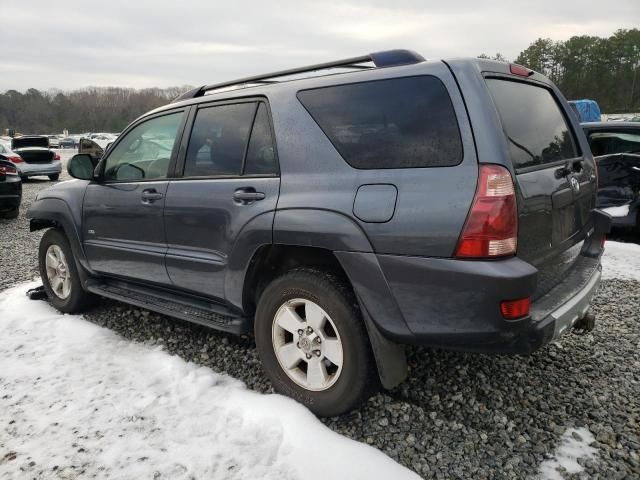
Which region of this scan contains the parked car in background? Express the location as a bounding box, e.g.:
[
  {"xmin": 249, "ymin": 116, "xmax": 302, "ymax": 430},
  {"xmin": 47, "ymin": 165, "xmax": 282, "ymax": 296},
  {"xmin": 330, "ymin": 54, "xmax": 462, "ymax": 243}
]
[
  {"xmin": 0, "ymin": 158, "xmax": 22, "ymax": 218},
  {"xmin": 47, "ymin": 135, "xmax": 60, "ymax": 148},
  {"xmin": 59, "ymin": 137, "xmax": 79, "ymax": 149},
  {"xmin": 0, "ymin": 142, "xmax": 24, "ymax": 164},
  {"xmin": 28, "ymin": 51, "xmax": 609, "ymax": 416},
  {"xmin": 583, "ymin": 121, "xmax": 640, "ymax": 232},
  {"xmin": 78, "ymin": 138, "xmax": 107, "ymax": 162},
  {"xmin": 10, "ymin": 136, "xmax": 62, "ymax": 181}
]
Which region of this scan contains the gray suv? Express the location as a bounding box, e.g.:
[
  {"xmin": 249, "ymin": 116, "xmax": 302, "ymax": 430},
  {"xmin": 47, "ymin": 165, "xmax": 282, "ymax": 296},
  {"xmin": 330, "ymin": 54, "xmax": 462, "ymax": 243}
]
[{"xmin": 28, "ymin": 50, "xmax": 610, "ymax": 416}]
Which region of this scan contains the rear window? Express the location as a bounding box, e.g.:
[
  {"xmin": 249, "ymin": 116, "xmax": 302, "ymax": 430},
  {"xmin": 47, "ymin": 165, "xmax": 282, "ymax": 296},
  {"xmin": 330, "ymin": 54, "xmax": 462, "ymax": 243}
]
[
  {"xmin": 486, "ymin": 79, "xmax": 578, "ymax": 170},
  {"xmin": 297, "ymin": 76, "xmax": 463, "ymax": 169}
]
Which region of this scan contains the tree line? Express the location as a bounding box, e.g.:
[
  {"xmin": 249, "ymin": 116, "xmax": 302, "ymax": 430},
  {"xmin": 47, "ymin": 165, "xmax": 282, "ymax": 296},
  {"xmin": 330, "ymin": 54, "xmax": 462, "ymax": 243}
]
[
  {"xmin": 481, "ymin": 28, "xmax": 639, "ymax": 113},
  {"xmin": 0, "ymin": 86, "xmax": 191, "ymax": 135},
  {"xmin": 2, "ymin": 28, "xmax": 638, "ymax": 134}
]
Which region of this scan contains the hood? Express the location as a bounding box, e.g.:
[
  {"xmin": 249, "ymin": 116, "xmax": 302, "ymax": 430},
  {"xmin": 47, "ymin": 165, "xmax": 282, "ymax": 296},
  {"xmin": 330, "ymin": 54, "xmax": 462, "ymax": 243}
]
[{"xmin": 12, "ymin": 136, "xmax": 49, "ymax": 150}]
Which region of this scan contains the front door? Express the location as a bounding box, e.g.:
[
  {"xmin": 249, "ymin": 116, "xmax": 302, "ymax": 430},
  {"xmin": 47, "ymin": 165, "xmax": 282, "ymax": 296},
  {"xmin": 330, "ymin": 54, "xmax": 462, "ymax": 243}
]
[
  {"xmin": 163, "ymin": 100, "xmax": 280, "ymax": 300},
  {"xmin": 83, "ymin": 110, "xmax": 186, "ymax": 285}
]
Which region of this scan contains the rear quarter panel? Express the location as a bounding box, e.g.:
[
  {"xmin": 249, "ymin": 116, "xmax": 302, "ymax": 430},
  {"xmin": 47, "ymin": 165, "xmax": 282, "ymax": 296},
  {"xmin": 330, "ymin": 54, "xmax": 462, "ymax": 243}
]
[{"xmin": 269, "ymin": 61, "xmax": 478, "ymax": 258}]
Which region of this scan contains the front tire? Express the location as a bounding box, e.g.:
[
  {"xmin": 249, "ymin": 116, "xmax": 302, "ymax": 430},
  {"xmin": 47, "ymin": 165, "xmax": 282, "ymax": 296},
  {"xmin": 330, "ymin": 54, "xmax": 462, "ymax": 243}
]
[
  {"xmin": 39, "ymin": 229, "xmax": 96, "ymax": 313},
  {"xmin": 255, "ymin": 269, "xmax": 378, "ymax": 417}
]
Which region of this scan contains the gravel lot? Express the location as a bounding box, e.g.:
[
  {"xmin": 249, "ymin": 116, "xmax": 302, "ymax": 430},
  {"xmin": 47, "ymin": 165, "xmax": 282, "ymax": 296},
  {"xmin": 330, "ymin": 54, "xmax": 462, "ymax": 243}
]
[{"xmin": 1, "ymin": 155, "xmax": 638, "ymax": 479}]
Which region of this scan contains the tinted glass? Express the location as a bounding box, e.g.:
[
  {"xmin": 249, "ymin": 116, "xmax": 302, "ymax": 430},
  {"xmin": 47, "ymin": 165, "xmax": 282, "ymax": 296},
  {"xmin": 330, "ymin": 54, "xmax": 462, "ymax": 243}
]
[
  {"xmin": 244, "ymin": 103, "xmax": 277, "ymax": 175},
  {"xmin": 104, "ymin": 112, "xmax": 183, "ymax": 181},
  {"xmin": 297, "ymin": 76, "xmax": 462, "ymax": 169},
  {"xmin": 487, "ymin": 79, "xmax": 577, "ymax": 169},
  {"xmin": 185, "ymin": 103, "xmax": 255, "ymax": 177},
  {"xmin": 588, "ymin": 131, "xmax": 640, "ymax": 156}
]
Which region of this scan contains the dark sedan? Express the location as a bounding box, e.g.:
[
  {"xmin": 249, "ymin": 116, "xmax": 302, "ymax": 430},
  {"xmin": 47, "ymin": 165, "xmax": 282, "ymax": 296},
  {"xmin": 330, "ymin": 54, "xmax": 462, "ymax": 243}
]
[
  {"xmin": 0, "ymin": 158, "xmax": 22, "ymax": 218},
  {"xmin": 59, "ymin": 137, "xmax": 78, "ymax": 149},
  {"xmin": 582, "ymin": 122, "xmax": 640, "ymax": 232}
]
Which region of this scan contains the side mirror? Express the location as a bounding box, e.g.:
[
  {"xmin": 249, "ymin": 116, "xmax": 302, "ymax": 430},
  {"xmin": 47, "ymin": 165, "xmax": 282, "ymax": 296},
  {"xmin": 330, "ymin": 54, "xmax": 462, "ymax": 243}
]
[{"xmin": 67, "ymin": 154, "xmax": 96, "ymax": 180}]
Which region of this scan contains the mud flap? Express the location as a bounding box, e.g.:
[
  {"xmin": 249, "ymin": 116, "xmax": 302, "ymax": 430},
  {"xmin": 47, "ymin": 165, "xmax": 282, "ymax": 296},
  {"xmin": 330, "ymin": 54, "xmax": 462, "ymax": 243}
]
[{"xmin": 358, "ymin": 300, "xmax": 408, "ymax": 390}]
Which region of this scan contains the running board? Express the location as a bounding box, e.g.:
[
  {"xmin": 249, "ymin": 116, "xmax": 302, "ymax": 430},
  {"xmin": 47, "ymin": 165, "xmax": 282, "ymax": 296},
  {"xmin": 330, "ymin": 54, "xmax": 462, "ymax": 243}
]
[{"xmin": 85, "ymin": 279, "xmax": 249, "ymax": 335}]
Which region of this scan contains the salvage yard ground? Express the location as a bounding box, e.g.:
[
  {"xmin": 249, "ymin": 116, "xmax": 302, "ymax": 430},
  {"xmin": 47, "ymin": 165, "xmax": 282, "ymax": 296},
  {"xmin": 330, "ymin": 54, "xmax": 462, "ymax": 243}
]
[{"xmin": 0, "ymin": 154, "xmax": 638, "ymax": 479}]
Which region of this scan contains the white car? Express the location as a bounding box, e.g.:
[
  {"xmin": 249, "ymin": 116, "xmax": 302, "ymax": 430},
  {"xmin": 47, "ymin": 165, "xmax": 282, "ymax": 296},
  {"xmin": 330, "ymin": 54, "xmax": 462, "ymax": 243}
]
[{"xmin": 8, "ymin": 136, "xmax": 62, "ymax": 181}]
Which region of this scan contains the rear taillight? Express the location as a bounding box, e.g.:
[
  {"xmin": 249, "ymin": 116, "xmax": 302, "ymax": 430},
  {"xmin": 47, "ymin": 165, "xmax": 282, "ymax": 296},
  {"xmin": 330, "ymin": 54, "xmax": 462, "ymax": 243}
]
[
  {"xmin": 500, "ymin": 297, "xmax": 531, "ymax": 320},
  {"xmin": 8, "ymin": 155, "xmax": 23, "ymax": 163},
  {"xmin": 0, "ymin": 164, "xmax": 18, "ymax": 175},
  {"xmin": 455, "ymin": 164, "xmax": 518, "ymax": 258},
  {"xmin": 54, "ymin": 153, "xmax": 61, "ymax": 161}
]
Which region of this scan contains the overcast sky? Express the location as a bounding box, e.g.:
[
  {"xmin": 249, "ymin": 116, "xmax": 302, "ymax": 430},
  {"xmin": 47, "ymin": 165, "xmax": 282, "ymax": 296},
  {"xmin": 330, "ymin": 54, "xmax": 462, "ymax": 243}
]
[{"xmin": 3, "ymin": 0, "xmax": 639, "ymax": 92}]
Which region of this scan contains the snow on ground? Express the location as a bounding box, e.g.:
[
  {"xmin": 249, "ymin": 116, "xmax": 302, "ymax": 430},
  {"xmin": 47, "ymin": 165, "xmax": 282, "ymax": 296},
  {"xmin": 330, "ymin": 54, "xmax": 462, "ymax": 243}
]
[
  {"xmin": 601, "ymin": 240, "xmax": 640, "ymax": 282},
  {"xmin": 537, "ymin": 427, "xmax": 597, "ymax": 480},
  {"xmin": 0, "ymin": 282, "xmax": 418, "ymax": 480},
  {"xmin": 601, "ymin": 204, "xmax": 630, "ymax": 218}
]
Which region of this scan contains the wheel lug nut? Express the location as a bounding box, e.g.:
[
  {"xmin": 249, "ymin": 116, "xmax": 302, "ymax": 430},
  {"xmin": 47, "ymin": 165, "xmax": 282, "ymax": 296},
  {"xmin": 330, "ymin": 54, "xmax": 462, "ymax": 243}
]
[
  {"xmin": 297, "ymin": 329, "xmax": 303, "ymax": 335},
  {"xmin": 314, "ymin": 337, "xmax": 321, "ymax": 344},
  {"xmin": 306, "ymin": 353, "xmax": 312, "ymax": 359},
  {"xmin": 314, "ymin": 350, "xmax": 321, "ymax": 357},
  {"xmin": 306, "ymin": 327, "xmax": 313, "ymax": 334}
]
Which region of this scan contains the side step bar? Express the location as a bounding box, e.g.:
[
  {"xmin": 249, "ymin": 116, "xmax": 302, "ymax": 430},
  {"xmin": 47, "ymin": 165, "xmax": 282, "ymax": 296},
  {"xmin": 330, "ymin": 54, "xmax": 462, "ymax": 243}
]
[{"xmin": 86, "ymin": 279, "xmax": 250, "ymax": 335}]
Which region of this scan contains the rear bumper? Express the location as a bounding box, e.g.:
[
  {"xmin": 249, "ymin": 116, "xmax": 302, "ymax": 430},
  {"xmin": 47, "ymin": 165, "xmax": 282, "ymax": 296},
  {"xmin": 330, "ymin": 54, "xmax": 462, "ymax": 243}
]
[
  {"xmin": 17, "ymin": 162, "xmax": 61, "ymax": 176},
  {"xmin": 373, "ymin": 251, "xmax": 601, "ymax": 353},
  {"xmin": 340, "ymin": 210, "xmax": 610, "ymax": 354}
]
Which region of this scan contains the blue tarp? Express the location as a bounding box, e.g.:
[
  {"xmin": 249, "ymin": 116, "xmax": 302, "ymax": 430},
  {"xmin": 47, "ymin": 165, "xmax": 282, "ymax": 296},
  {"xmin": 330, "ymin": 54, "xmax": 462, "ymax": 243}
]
[{"xmin": 569, "ymin": 99, "xmax": 602, "ymax": 122}]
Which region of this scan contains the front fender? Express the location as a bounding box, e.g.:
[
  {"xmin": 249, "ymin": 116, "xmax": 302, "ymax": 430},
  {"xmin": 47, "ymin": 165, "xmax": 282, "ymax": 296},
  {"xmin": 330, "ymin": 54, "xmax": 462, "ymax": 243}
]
[{"xmin": 27, "ymin": 197, "xmax": 93, "ymax": 276}]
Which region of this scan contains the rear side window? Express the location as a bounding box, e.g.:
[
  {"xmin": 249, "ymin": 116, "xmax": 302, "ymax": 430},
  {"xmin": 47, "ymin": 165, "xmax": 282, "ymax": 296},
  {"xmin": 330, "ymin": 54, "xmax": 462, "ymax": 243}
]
[
  {"xmin": 486, "ymin": 79, "xmax": 578, "ymax": 170},
  {"xmin": 297, "ymin": 76, "xmax": 463, "ymax": 169}
]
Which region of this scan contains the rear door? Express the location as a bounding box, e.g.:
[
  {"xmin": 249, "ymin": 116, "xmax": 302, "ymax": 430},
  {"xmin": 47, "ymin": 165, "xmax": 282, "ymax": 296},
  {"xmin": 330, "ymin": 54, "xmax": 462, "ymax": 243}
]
[
  {"xmin": 486, "ymin": 78, "xmax": 597, "ymax": 296},
  {"xmin": 163, "ymin": 99, "xmax": 279, "ymax": 300}
]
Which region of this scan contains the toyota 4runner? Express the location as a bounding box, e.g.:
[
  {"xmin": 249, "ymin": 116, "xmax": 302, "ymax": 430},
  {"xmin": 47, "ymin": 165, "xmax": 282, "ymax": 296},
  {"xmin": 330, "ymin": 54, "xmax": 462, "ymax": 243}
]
[{"xmin": 28, "ymin": 50, "xmax": 611, "ymax": 416}]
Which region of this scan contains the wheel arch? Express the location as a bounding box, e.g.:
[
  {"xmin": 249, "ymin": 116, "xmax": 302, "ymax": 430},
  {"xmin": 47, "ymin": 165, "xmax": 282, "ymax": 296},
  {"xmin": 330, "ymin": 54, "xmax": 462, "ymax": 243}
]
[
  {"xmin": 28, "ymin": 198, "xmax": 94, "ymax": 281},
  {"xmin": 241, "ymin": 242, "xmax": 409, "ymax": 390}
]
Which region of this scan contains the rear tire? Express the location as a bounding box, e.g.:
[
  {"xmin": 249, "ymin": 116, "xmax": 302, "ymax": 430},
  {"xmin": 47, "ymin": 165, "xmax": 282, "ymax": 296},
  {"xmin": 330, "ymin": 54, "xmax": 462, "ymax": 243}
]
[
  {"xmin": 39, "ymin": 228, "xmax": 96, "ymax": 313},
  {"xmin": 48, "ymin": 174, "xmax": 60, "ymax": 181},
  {"xmin": 254, "ymin": 268, "xmax": 378, "ymax": 417}
]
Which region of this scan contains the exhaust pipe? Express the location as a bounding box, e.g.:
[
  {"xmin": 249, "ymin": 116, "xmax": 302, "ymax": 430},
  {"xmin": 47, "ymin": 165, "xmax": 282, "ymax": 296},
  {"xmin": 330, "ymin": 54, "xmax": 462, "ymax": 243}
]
[{"xmin": 573, "ymin": 311, "xmax": 596, "ymax": 335}]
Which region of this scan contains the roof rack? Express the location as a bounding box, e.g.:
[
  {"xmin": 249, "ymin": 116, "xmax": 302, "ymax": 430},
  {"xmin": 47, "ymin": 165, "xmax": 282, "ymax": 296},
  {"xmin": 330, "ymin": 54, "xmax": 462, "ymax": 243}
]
[{"xmin": 173, "ymin": 49, "xmax": 425, "ymax": 103}]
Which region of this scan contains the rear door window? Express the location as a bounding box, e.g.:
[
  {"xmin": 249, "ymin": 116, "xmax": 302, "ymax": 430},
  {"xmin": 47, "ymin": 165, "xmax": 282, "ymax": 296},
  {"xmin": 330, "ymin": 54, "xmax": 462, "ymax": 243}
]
[
  {"xmin": 184, "ymin": 103, "xmax": 256, "ymax": 177},
  {"xmin": 297, "ymin": 76, "xmax": 463, "ymax": 169},
  {"xmin": 486, "ymin": 79, "xmax": 578, "ymax": 170}
]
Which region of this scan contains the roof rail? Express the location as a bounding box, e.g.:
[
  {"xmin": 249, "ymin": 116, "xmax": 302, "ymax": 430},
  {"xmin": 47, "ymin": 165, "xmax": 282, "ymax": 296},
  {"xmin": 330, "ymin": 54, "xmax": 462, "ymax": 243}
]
[{"xmin": 172, "ymin": 49, "xmax": 425, "ymax": 103}]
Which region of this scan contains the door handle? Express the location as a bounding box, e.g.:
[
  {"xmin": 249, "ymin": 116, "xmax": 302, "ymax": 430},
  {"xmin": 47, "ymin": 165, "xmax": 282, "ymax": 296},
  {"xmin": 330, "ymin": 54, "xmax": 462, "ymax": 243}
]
[
  {"xmin": 233, "ymin": 188, "xmax": 265, "ymax": 204},
  {"xmin": 141, "ymin": 189, "xmax": 164, "ymax": 202}
]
